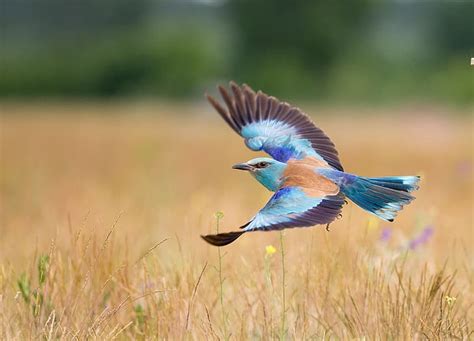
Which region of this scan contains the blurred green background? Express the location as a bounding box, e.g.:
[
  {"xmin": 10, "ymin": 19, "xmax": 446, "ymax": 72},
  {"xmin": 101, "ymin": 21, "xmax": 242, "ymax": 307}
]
[{"xmin": 1, "ymin": 0, "xmax": 473, "ymax": 105}]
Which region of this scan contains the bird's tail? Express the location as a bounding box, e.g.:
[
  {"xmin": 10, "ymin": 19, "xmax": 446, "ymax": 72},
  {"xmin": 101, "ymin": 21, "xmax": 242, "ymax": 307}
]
[
  {"xmin": 201, "ymin": 231, "xmax": 245, "ymax": 246},
  {"xmin": 318, "ymin": 169, "xmax": 420, "ymax": 222}
]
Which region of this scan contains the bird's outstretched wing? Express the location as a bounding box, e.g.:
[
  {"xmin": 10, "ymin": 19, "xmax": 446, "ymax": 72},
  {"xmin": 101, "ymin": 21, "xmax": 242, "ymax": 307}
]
[
  {"xmin": 207, "ymin": 82, "xmax": 343, "ymax": 170},
  {"xmin": 201, "ymin": 186, "xmax": 345, "ymax": 246}
]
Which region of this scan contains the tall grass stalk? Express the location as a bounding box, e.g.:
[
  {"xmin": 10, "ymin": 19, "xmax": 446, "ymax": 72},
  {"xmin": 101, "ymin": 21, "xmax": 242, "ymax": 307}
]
[
  {"xmin": 215, "ymin": 211, "xmax": 229, "ymax": 340},
  {"xmin": 279, "ymin": 231, "xmax": 286, "ymax": 340}
]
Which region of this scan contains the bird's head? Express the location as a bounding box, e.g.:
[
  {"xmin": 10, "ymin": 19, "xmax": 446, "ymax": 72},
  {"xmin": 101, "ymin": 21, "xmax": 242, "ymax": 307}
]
[{"xmin": 232, "ymin": 157, "xmax": 287, "ymax": 191}]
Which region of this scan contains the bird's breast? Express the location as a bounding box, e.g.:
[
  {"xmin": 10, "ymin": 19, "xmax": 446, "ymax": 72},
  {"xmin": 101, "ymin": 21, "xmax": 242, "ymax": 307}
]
[{"xmin": 282, "ymin": 157, "xmax": 340, "ymax": 197}]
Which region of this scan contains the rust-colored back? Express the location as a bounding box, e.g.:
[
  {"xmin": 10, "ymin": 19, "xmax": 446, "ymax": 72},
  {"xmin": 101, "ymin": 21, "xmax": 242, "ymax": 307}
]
[{"xmin": 282, "ymin": 157, "xmax": 340, "ymax": 197}]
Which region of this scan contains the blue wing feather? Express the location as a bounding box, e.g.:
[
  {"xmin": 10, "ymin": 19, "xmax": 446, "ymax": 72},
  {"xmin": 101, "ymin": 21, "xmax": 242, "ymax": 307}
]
[
  {"xmin": 244, "ymin": 187, "xmax": 344, "ymax": 232},
  {"xmin": 207, "ymin": 82, "xmax": 344, "ymax": 170},
  {"xmin": 200, "ymin": 188, "xmax": 345, "ymax": 246}
]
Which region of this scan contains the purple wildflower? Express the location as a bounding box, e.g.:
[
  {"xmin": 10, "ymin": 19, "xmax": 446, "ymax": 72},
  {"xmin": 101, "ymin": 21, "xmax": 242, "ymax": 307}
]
[
  {"xmin": 409, "ymin": 225, "xmax": 434, "ymax": 250},
  {"xmin": 380, "ymin": 227, "xmax": 393, "ymax": 242}
]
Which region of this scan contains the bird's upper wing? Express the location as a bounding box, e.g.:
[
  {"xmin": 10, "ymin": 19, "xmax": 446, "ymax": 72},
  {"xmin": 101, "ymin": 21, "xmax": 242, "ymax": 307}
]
[
  {"xmin": 207, "ymin": 82, "xmax": 343, "ymax": 170},
  {"xmin": 243, "ymin": 186, "xmax": 345, "ymax": 232}
]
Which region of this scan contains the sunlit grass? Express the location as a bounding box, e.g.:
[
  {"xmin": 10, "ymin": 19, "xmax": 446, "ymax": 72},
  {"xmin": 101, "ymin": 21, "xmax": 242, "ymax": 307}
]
[{"xmin": 0, "ymin": 103, "xmax": 472, "ymax": 339}]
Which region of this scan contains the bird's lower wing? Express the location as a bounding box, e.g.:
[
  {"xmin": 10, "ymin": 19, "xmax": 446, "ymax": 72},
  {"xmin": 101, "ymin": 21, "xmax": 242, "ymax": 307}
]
[
  {"xmin": 201, "ymin": 186, "xmax": 345, "ymax": 246},
  {"xmin": 244, "ymin": 186, "xmax": 345, "ymax": 232}
]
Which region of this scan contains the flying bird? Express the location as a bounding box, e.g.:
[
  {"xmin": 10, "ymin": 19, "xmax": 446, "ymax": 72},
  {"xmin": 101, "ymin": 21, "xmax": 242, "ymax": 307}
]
[{"xmin": 201, "ymin": 82, "xmax": 420, "ymax": 246}]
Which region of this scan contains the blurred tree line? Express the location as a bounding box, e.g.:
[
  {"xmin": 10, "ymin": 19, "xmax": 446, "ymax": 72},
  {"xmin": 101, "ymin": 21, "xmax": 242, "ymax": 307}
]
[{"xmin": 1, "ymin": 0, "xmax": 473, "ymax": 104}]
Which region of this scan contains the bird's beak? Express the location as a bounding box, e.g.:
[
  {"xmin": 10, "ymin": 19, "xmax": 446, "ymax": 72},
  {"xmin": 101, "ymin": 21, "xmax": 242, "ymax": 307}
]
[{"xmin": 232, "ymin": 163, "xmax": 253, "ymax": 171}]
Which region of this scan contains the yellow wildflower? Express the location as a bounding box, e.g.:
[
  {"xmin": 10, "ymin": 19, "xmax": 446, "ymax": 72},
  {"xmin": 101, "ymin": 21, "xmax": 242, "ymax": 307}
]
[
  {"xmin": 445, "ymin": 295, "xmax": 456, "ymax": 307},
  {"xmin": 265, "ymin": 245, "xmax": 277, "ymax": 256}
]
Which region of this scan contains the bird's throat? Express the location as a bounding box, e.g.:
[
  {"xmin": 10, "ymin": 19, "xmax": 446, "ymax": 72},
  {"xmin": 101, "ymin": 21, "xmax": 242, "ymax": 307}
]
[{"xmin": 252, "ymin": 165, "xmax": 286, "ymax": 192}]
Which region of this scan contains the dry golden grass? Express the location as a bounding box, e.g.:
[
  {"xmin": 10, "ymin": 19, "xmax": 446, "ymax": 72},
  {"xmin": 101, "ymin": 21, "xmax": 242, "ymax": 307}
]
[{"xmin": 0, "ymin": 102, "xmax": 472, "ymax": 339}]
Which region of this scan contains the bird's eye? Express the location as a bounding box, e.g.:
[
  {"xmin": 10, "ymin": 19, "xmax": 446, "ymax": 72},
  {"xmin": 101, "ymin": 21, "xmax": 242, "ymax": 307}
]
[{"xmin": 255, "ymin": 162, "xmax": 269, "ymax": 168}]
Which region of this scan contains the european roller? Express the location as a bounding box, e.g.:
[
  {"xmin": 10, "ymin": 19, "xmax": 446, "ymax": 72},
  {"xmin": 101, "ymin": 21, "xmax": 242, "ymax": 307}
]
[{"xmin": 201, "ymin": 82, "xmax": 420, "ymax": 246}]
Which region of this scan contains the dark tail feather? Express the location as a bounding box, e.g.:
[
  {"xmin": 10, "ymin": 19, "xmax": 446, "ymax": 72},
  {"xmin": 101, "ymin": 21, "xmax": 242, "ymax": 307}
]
[{"xmin": 201, "ymin": 231, "xmax": 245, "ymax": 247}]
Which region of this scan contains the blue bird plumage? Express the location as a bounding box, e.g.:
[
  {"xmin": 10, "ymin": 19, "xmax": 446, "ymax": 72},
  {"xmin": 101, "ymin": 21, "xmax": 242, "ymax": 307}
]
[
  {"xmin": 233, "ymin": 157, "xmax": 286, "ymax": 191},
  {"xmin": 201, "ymin": 82, "xmax": 420, "ymax": 247},
  {"xmin": 317, "ymin": 168, "xmax": 419, "ymax": 222}
]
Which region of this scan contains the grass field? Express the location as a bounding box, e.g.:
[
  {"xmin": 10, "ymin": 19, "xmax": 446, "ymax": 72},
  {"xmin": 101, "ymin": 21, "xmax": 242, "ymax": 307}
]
[{"xmin": 1, "ymin": 102, "xmax": 472, "ymax": 339}]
